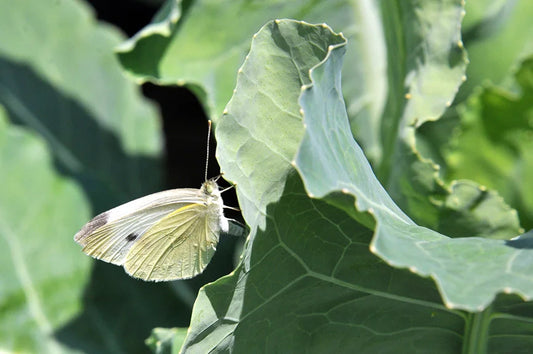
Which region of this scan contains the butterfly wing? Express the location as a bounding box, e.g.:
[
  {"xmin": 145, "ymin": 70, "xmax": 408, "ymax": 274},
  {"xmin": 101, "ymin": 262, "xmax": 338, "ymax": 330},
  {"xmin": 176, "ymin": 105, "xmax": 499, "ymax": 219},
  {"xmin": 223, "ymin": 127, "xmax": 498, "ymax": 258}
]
[
  {"xmin": 74, "ymin": 189, "xmax": 202, "ymax": 265},
  {"xmin": 124, "ymin": 203, "xmax": 221, "ymax": 281}
]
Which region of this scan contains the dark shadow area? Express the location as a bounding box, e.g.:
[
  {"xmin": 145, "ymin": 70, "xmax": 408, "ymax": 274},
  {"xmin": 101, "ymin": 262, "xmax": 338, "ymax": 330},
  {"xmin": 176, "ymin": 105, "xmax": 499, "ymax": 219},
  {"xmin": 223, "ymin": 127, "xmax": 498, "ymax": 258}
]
[
  {"xmin": 505, "ymin": 229, "xmax": 533, "ymax": 249},
  {"xmin": 87, "ymin": 0, "xmax": 159, "ymax": 37}
]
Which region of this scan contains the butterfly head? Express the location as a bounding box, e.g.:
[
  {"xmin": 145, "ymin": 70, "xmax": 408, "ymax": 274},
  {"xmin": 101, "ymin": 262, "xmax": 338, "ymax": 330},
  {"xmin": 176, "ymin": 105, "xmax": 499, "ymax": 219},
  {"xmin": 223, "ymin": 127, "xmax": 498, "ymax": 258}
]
[{"xmin": 201, "ymin": 178, "xmax": 221, "ymax": 197}]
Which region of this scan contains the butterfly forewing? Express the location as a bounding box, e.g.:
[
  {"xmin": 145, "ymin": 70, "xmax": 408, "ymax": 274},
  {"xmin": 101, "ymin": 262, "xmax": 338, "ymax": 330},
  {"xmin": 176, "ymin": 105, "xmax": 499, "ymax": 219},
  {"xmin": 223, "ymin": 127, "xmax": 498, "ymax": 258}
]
[
  {"xmin": 124, "ymin": 203, "xmax": 221, "ymax": 281},
  {"xmin": 74, "ymin": 188, "xmax": 205, "ymax": 265}
]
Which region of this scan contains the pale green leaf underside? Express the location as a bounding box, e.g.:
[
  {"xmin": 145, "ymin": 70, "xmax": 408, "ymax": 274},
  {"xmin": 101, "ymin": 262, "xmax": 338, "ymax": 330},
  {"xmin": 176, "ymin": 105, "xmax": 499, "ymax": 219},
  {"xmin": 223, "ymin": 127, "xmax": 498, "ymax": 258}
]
[
  {"xmin": 0, "ymin": 108, "xmax": 91, "ymax": 353},
  {"xmin": 0, "ymin": 0, "xmax": 162, "ymax": 201}
]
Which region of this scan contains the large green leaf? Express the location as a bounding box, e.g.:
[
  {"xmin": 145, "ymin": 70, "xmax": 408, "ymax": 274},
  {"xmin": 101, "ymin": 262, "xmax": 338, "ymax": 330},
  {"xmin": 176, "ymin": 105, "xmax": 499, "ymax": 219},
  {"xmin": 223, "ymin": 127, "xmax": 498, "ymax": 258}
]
[
  {"xmin": 216, "ymin": 20, "xmax": 346, "ymax": 229},
  {"xmin": 0, "ymin": 107, "xmax": 91, "ymax": 352},
  {"xmin": 179, "ymin": 20, "xmax": 533, "ymax": 352}
]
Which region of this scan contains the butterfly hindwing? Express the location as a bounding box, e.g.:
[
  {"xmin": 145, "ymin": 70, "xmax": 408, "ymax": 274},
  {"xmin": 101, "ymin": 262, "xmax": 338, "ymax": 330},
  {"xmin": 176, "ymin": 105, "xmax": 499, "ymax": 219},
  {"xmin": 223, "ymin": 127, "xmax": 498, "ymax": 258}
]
[{"xmin": 124, "ymin": 203, "xmax": 220, "ymax": 281}]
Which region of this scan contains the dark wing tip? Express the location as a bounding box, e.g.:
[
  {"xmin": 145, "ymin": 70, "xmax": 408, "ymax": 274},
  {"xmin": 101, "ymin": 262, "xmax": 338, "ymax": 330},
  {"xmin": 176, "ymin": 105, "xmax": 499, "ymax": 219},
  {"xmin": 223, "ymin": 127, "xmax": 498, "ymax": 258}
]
[{"xmin": 74, "ymin": 212, "xmax": 109, "ymax": 244}]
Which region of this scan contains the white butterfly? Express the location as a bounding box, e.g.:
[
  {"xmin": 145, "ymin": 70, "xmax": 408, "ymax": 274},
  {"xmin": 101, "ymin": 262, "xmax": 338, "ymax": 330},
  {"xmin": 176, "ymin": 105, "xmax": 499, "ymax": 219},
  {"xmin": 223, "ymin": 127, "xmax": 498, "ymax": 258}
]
[
  {"xmin": 74, "ymin": 121, "xmax": 242, "ymax": 281},
  {"xmin": 74, "ymin": 178, "xmax": 233, "ymax": 281}
]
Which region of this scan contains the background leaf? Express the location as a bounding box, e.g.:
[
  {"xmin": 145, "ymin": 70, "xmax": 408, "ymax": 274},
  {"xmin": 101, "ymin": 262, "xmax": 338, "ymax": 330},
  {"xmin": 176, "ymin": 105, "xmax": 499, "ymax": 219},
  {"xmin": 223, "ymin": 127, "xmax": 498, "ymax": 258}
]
[
  {"xmin": 371, "ymin": 0, "xmax": 522, "ymax": 240},
  {"xmin": 0, "ymin": 0, "xmax": 162, "ymax": 205},
  {"xmin": 117, "ymin": 0, "xmax": 383, "ymax": 126},
  {"xmin": 0, "ymin": 0, "xmax": 199, "ymax": 352},
  {"xmin": 443, "ymin": 56, "xmax": 533, "ymax": 230},
  {"xmin": 0, "ymin": 107, "xmax": 91, "ymax": 352},
  {"xmin": 458, "ymin": 0, "xmax": 533, "ymax": 102}
]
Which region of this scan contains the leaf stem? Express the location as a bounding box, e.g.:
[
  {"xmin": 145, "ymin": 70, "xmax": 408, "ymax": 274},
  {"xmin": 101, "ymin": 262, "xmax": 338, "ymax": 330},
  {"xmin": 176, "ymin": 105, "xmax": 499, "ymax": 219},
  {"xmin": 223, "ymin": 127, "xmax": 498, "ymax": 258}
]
[{"xmin": 462, "ymin": 305, "xmax": 493, "ymax": 354}]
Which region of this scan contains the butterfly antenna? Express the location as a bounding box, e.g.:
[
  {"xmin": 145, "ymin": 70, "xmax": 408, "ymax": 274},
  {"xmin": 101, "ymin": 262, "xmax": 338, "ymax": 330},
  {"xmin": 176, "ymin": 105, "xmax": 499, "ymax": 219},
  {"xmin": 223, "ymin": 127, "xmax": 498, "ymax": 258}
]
[{"xmin": 205, "ymin": 120, "xmax": 212, "ymax": 182}]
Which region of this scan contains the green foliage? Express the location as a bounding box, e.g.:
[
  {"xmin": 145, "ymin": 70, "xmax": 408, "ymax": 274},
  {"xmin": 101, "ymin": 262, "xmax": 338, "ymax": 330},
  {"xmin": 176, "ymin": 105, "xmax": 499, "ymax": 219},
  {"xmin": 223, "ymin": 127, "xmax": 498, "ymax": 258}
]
[
  {"xmin": 444, "ymin": 56, "xmax": 533, "ymax": 229},
  {"xmin": 0, "ymin": 0, "xmax": 187, "ymax": 352},
  {"xmin": 1, "ymin": 0, "xmax": 532, "ymax": 353}
]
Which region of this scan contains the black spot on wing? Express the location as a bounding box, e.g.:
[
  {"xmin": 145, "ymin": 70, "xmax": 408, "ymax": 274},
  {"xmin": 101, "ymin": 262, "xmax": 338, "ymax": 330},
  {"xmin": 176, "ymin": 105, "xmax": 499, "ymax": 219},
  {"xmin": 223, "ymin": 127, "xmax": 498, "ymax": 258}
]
[
  {"xmin": 126, "ymin": 233, "xmax": 138, "ymax": 242},
  {"xmin": 74, "ymin": 212, "xmax": 109, "ymax": 243}
]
